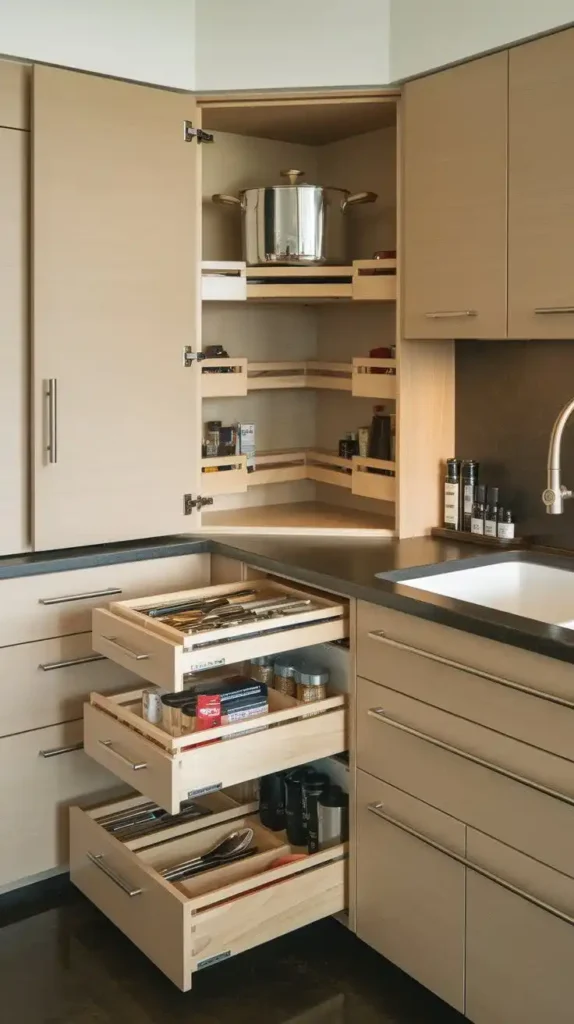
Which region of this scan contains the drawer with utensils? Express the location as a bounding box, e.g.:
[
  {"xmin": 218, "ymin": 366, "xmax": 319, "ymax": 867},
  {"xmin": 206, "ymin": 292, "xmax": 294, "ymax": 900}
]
[{"xmin": 70, "ymin": 790, "xmax": 346, "ymax": 991}]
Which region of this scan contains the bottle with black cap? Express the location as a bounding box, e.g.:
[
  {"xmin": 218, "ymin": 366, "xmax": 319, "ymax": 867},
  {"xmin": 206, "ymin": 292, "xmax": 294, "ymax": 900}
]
[
  {"xmin": 461, "ymin": 459, "xmax": 479, "ymax": 531},
  {"xmin": 471, "ymin": 484, "xmax": 486, "ymax": 535},
  {"xmin": 444, "ymin": 458, "xmax": 461, "ymax": 530},
  {"xmin": 484, "ymin": 486, "xmax": 500, "ymax": 538}
]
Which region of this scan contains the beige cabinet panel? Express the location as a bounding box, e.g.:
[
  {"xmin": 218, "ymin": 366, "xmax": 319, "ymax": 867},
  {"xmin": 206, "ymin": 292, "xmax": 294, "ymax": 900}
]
[
  {"xmin": 0, "ymin": 60, "xmax": 29, "ymax": 130},
  {"xmin": 403, "ymin": 52, "xmax": 508, "ymax": 339},
  {"xmin": 509, "ymin": 28, "xmax": 574, "ymax": 337},
  {"xmin": 356, "ymin": 771, "xmax": 465, "ymax": 1012},
  {"xmin": 466, "ymin": 868, "xmax": 574, "ymax": 1023},
  {"xmin": 32, "ymin": 65, "xmax": 201, "ymax": 550},
  {"xmin": 0, "ymin": 127, "xmax": 28, "ymax": 555}
]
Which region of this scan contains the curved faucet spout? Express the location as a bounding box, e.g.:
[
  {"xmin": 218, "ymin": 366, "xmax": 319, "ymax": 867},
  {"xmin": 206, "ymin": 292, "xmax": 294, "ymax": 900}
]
[{"xmin": 543, "ymin": 397, "xmax": 574, "ymax": 514}]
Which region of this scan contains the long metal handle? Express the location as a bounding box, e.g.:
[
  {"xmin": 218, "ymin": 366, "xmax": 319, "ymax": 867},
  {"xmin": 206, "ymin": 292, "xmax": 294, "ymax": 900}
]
[
  {"xmin": 39, "ymin": 587, "xmax": 122, "ymax": 606},
  {"xmin": 101, "ymin": 636, "xmax": 149, "ymax": 660},
  {"xmin": 39, "ymin": 742, "xmax": 83, "ymax": 757},
  {"xmin": 39, "ymin": 654, "xmax": 106, "ymax": 671},
  {"xmin": 367, "ymin": 803, "xmax": 574, "ymax": 928},
  {"xmin": 366, "ymin": 629, "xmax": 574, "ymax": 710},
  {"xmin": 425, "ymin": 310, "xmax": 477, "ymax": 319},
  {"xmin": 367, "ymin": 706, "xmax": 574, "ymax": 807},
  {"xmin": 99, "ymin": 739, "xmax": 147, "ymax": 770},
  {"xmin": 86, "ymin": 853, "xmax": 142, "ymax": 897},
  {"xmin": 535, "ymin": 306, "xmax": 574, "ymax": 314},
  {"xmin": 46, "ymin": 378, "xmax": 58, "ymax": 463}
]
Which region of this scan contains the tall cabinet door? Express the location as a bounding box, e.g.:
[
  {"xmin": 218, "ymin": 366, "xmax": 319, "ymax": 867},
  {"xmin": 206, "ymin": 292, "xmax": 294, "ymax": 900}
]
[
  {"xmin": 32, "ymin": 66, "xmax": 201, "ymax": 550},
  {"xmin": 508, "ymin": 29, "xmax": 574, "ymax": 338},
  {"xmin": 403, "ymin": 52, "xmax": 508, "ymax": 340}
]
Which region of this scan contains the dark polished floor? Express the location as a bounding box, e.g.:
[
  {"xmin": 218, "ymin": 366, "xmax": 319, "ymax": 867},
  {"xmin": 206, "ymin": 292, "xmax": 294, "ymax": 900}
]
[{"xmin": 0, "ymin": 885, "xmax": 463, "ymax": 1024}]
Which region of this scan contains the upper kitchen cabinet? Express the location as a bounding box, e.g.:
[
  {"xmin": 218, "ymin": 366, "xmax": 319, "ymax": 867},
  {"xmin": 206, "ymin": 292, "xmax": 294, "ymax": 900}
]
[
  {"xmin": 403, "ymin": 53, "xmax": 508, "ymax": 340},
  {"xmin": 32, "ymin": 66, "xmax": 201, "ymax": 550},
  {"xmin": 508, "ymin": 28, "xmax": 574, "ymax": 339}
]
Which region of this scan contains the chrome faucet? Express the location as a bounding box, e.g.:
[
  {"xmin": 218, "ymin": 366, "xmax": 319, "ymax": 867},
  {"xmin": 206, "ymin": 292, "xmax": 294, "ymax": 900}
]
[{"xmin": 543, "ymin": 397, "xmax": 574, "ymax": 513}]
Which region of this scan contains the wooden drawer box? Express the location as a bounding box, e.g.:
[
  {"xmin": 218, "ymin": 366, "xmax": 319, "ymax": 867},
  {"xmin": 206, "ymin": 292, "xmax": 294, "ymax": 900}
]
[
  {"xmin": 357, "ymin": 677, "xmax": 574, "ymax": 877},
  {"xmin": 70, "ymin": 793, "xmax": 346, "ymax": 991},
  {"xmin": 92, "ymin": 579, "xmax": 348, "ymax": 690},
  {"xmin": 358, "ymin": 599, "xmax": 574, "ymax": 708},
  {"xmin": 356, "ymin": 616, "xmax": 574, "ymax": 763},
  {"xmin": 0, "ymin": 719, "xmax": 123, "ymax": 890},
  {"xmin": 0, "ymin": 553, "xmax": 209, "ymax": 648},
  {"xmin": 84, "ymin": 687, "xmax": 347, "ymax": 814},
  {"xmin": 0, "ymin": 632, "xmax": 139, "ymax": 738}
]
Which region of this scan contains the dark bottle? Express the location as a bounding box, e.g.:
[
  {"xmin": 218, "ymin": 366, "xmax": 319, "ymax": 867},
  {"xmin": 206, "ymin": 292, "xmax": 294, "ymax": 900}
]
[
  {"xmin": 461, "ymin": 460, "xmax": 479, "ymax": 532},
  {"xmin": 317, "ymin": 785, "xmax": 349, "ymax": 850},
  {"xmin": 259, "ymin": 771, "xmax": 287, "ymax": 831},
  {"xmin": 302, "ymin": 773, "xmax": 329, "ymax": 854},
  {"xmin": 444, "ymin": 458, "xmax": 461, "ymax": 530},
  {"xmin": 368, "ymin": 406, "xmax": 392, "ymax": 461},
  {"xmin": 470, "ymin": 484, "xmax": 486, "ymax": 535},
  {"xmin": 484, "ymin": 486, "xmax": 500, "ymax": 538},
  {"xmin": 284, "ymin": 768, "xmax": 314, "ymax": 847}
]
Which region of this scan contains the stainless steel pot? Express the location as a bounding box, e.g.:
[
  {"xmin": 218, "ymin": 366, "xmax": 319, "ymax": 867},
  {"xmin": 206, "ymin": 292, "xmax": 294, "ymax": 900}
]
[{"xmin": 212, "ymin": 170, "xmax": 377, "ymax": 266}]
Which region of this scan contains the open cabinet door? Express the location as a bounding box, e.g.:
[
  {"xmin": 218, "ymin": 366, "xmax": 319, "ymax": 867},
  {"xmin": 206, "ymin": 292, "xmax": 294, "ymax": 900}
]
[{"xmin": 32, "ymin": 65, "xmax": 201, "ymax": 549}]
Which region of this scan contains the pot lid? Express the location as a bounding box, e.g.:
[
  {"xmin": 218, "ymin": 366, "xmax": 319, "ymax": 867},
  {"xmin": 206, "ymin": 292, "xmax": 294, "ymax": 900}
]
[{"xmin": 239, "ymin": 170, "xmax": 348, "ymax": 194}]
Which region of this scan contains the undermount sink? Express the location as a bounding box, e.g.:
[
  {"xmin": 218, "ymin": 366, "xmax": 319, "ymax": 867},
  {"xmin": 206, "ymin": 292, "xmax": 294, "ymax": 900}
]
[{"xmin": 388, "ymin": 559, "xmax": 574, "ymax": 628}]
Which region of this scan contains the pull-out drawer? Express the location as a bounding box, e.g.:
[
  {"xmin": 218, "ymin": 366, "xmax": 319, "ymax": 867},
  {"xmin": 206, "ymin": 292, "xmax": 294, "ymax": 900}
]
[
  {"xmin": 357, "ymin": 677, "xmax": 574, "ymax": 877},
  {"xmin": 93, "ymin": 579, "xmax": 348, "ymax": 690},
  {"xmin": 70, "ymin": 792, "xmax": 346, "ymax": 991},
  {"xmin": 84, "ymin": 686, "xmax": 347, "ymax": 814}
]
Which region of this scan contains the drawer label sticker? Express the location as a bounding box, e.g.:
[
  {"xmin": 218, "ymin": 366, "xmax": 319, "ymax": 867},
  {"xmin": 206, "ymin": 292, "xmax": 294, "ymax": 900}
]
[
  {"xmin": 197, "ymin": 950, "xmax": 232, "ymax": 971},
  {"xmin": 191, "ymin": 657, "xmax": 226, "ymax": 671},
  {"xmin": 187, "ymin": 783, "xmax": 223, "ymax": 799}
]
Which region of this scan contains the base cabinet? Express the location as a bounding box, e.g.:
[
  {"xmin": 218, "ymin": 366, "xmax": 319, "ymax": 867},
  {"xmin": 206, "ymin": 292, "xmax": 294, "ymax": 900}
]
[
  {"xmin": 355, "ymin": 771, "xmax": 465, "ymax": 1012},
  {"xmin": 466, "ymin": 871, "xmax": 574, "ymax": 1024}
]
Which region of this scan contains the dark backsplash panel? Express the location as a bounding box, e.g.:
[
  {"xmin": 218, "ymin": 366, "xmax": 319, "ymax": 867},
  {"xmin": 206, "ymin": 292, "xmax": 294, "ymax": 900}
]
[{"xmin": 456, "ymin": 339, "xmax": 574, "ymax": 548}]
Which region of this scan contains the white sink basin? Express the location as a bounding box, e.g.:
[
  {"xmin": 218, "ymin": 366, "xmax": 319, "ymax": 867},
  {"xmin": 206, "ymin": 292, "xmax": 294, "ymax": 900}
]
[{"xmin": 399, "ymin": 560, "xmax": 574, "ymax": 628}]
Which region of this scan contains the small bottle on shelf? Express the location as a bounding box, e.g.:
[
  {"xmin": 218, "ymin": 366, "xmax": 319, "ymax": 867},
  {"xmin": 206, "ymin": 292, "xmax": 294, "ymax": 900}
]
[
  {"xmin": 444, "ymin": 458, "xmax": 461, "ymax": 531},
  {"xmin": 461, "ymin": 460, "xmax": 479, "ymax": 532},
  {"xmin": 497, "ymin": 509, "xmax": 515, "ymax": 540},
  {"xmin": 484, "ymin": 486, "xmax": 500, "ymax": 538},
  {"xmin": 470, "ymin": 484, "xmax": 486, "ymax": 535}
]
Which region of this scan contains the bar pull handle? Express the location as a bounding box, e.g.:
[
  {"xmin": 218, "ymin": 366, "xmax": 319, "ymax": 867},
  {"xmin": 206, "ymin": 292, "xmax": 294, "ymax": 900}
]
[
  {"xmin": 39, "ymin": 742, "xmax": 84, "ymax": 757},
  {"xmin": 425, "ymin": 310, "xmax": 477, "ymax": 319},
  {"xmin": 535, "ymin": 307, "xmax": 574, "ymax": 315},
  {"xmin": 101, "ymin": 636, "xmax": 149, "ymax": 661},
  {"xmin": 99, "ymin": 740, "xmax": 147, "ymax": 771},
  {"xmin": 86, "ymin": 853, "xmax": 142, "ymax": 897},
  {"xmin": 46, "ymin": 378, "xmax": 58, "ymax": 463},
  {"xmin": 39, "ymin": 587, "xmax": 122, "ymax": 606},
  {"xmin": 39, "ymin": 654, "xmax": 106, "ymax": 671}
]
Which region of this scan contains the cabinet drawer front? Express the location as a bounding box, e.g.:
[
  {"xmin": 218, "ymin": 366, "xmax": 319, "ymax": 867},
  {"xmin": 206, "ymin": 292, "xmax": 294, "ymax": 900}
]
[
  {"xmin": 356, "ymin": 771, "xmax": 465, "ymax": 1012},
  {"xmin": 84, "ymin": 690, "xmax": 347, "ymax": 815},
  {"xmin": 357, "ymin": 678, "xmax": 574, "ymax": 876},
  {"xmin": 0, "ymin": 553, "xmax": 209, "ymax": 648},
  {"xmin": 0, "ymin": 633, "xmax": 139, "ymax": 738},
  {"xmin": 358, "ymin": 599, "xmax": 574, "ymax": 707},
  {"xmin": 357, "ymin": 621, "xmax": 574, "ymax": 762},
  {"xmin": 70, "ymin": 800, "xmax": 345, "ymax": 992},
  {"xmin": 0, "ymin": 720, "xmax": 123, "ymax": 890},
  {"xmin": 93, "ymin": 579, "xmax": 348, "ymax": 690}
]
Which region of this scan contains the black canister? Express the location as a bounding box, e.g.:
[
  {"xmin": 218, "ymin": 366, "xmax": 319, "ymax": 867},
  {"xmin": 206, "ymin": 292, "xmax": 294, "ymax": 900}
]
[
  {"xmin": 461, "ymin": 460, "xmax": 479, "ymax": 532},
  {"xmin": 317, "ymin": 785, "xmax": 349, "ymax": 850},
  {"xmin": 284, "ymin": 768, "xmax": 314, "ymax": 846},
  {"xmin": 302, "ymin": 773, "xmax": 329, "ymax": 853},
  {"xmin": 259, "ymin": 771, "xmax": 287, "ymax": 831}
]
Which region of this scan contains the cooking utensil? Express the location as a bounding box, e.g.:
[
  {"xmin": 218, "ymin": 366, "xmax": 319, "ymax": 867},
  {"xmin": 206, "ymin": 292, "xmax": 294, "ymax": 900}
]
[
  {"xmin": 163, "ymin": 594, "xmax": 304, "ymax": 628},
  {"xmin": 182, "ymin": 599, "xmax": 313, "ymax": 636},
  {"xmin": 191, "ymin": 614, "xmax": 337, "ymax": 650},
  {"xmin": 212, "ymin": 169, "xmax": 377, "ymax": 266},
  {"xmin": 167, "ymin": 846, "xmax": 259, "ymax": 883},
  {"xmin": 100, "ymin": 800, "xmax": 211, "ymax": 841},
  {"xmin": 162, "ymin": 827, "xmax": 254, "ymax": 881},
  {"xmin": 146, "ymin": 589, "xmax": 257, "ymax": 619}
]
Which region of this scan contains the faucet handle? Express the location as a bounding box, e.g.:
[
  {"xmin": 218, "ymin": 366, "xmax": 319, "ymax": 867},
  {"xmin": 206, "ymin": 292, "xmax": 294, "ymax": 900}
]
[{"xmin": 543, "ymin": 484, "xmax": 572, "ymax": 513}]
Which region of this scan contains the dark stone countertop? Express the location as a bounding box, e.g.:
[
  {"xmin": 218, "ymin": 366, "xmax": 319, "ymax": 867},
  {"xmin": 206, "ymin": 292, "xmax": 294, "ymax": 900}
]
[{"xmin": 2, "ymin": 532, "xmax": 574, "ymax": 666}]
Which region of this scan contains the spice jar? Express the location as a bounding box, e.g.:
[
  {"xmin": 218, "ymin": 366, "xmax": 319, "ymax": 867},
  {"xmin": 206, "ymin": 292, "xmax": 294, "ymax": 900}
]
[
  {"xmin": 295, "ymin": 661, "xmax": 329, "ymax": 703},
  {"xmin": 272, "ymin": 655, "xmax": 299, "ymax": 697},
  {"xmin": 247, "ymin": 655, "xmax": 274, "ymax": 686},
  {"xmin": 204, "ymin": 420, "xmax": 222, "ymax": 457}
]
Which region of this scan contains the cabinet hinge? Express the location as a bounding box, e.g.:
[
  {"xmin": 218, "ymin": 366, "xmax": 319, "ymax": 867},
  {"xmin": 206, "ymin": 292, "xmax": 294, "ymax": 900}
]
[
  {"xmin": 184, "ymin": 494, "xmax": 215, "ymax": 515},
  {"xmin": 183, "ymin": 120, "xmax": 214, "ymax": 144},
  {"xmin": 183, "ymin": 346, "xmax": 206, "ymax": 367}
]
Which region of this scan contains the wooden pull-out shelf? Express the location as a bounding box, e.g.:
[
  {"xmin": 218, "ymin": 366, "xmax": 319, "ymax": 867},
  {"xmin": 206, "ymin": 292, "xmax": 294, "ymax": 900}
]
[
  {"xmin": 200, "ymin": 357, "xmax": 396, "ymax": 398},
  {"xmin": 84, "ymin": 685, "xmax": 347, "ymax": 813},
  {"xmin": 92, "ymin": 579, "xmax": 348, "ymax": 688},
  {"xmin": 70, "ymin": 792, "xmax": 346, "ymax": 990},
  {"xmin": 201, "ymin": 260, "xmax": 396, "ymax": 303}
]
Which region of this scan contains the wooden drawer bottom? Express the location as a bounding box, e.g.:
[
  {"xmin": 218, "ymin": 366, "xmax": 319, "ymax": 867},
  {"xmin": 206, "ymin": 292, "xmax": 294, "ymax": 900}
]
[{"xmin": 70, "ymin": 793, "xmax": 347, "ymax": 991}]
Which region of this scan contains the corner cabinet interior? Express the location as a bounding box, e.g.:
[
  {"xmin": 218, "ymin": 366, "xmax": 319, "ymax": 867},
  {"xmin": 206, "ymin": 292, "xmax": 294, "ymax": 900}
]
[{"xmin": 194, "ymin": 95, "xmax": 454, "ymax": 539}]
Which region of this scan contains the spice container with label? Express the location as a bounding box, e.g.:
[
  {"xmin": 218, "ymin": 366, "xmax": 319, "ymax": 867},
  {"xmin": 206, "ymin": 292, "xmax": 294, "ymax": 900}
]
[
  {"xmin": 498, "ymin": 508, "xmax": 515, "ymax": 540},
  {"xmin": 295, "ymin": 661, "xmax": 329, "ymax": 703},
  {"xmin": 470, "ymin": 484, "xmax": 486, "ymax": 535},
  {"xmin": 461, "ymin": 459, "xmax": 479, "ymax": 532},
  {"xmin": 484, "ymin": 486, "xmax": 500, "ymax": 538},
  {"xmin": 247, "ymin": 655, "xmax": 274, "ymax": 686},
  {"xmin": 204, "ymin": 420, "xmax": 222, "ymax": 458},
  {"xmin": 272, "ymin": 655, "xmax": 299, "ymax": 697},
  {"xmin": 444, "ymin": 458, "xmax": 461, "ymax": 530}
]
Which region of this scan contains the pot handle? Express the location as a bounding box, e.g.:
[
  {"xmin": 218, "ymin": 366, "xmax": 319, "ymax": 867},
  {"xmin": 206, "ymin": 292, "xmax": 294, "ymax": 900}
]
[
  {"xmin": 342, "ymin": 191, "xmax": 378, "ymax": 209},
  {"xmin": 212, "ymin": 194, "xmax": 242, "ymax": 207}
]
